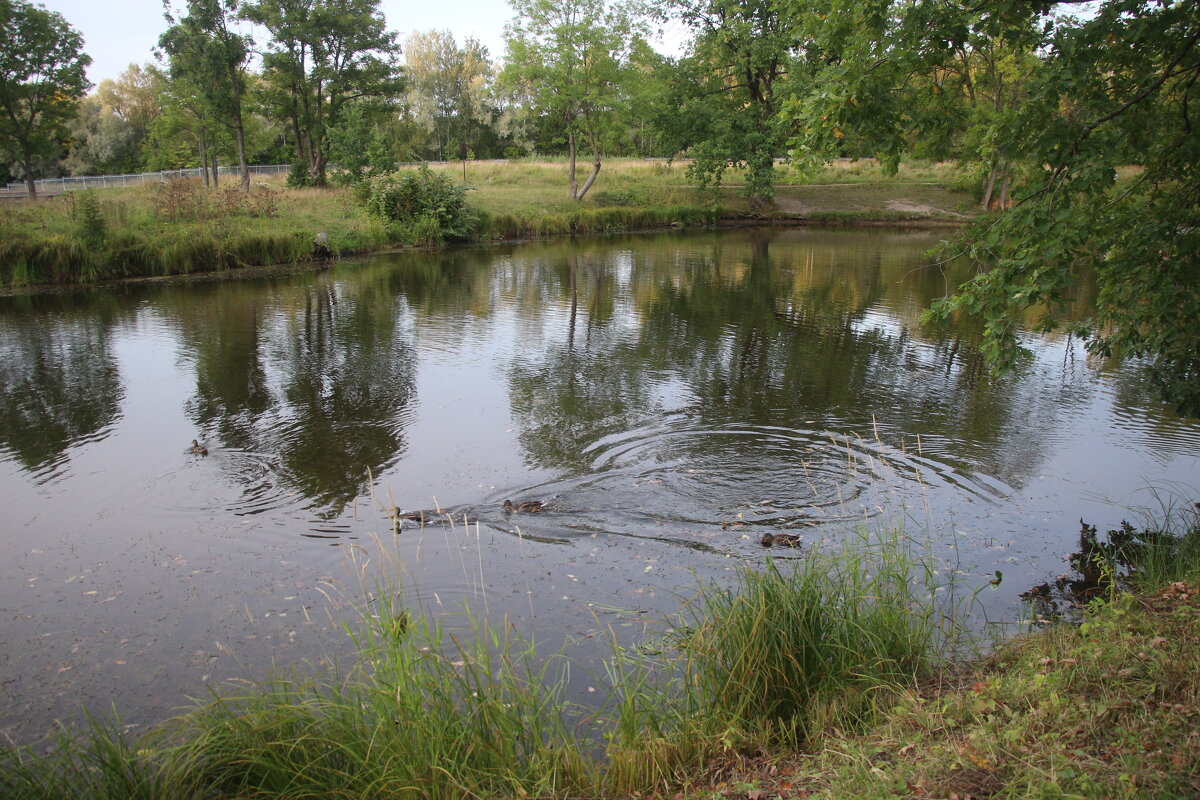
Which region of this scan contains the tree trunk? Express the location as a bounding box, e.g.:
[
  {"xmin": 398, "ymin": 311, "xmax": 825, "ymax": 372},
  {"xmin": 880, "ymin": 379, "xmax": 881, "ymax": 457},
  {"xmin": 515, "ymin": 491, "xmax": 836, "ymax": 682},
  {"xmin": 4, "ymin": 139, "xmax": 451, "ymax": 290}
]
[
  {"xmin": 235, "ymin": 117, "xmax": 250, "ymax": 191},
  {"xmin": 997, "ymin": 162, "xmax": 1011, "ymax": 209},
  {"xmin": 575, "ymin": 126, "xmax": 602, "ymax": 201},
  {"xmin": 212, "ymin": 152, "xmax": 219, "ymax": 189},
  {"xmin": 980, "ymin": 162, "xmax": 998, "ymax": 211},
  {"xmin": 567, "ymin": 131, "xmax": 579, "ymax": 200},
  {"xmin": 199, "ymin": 136, "xmax": 210, "ymax": 188},
  {"xmin": 22, "ymin": 147, "xmax": 37, "ymax": 199}
]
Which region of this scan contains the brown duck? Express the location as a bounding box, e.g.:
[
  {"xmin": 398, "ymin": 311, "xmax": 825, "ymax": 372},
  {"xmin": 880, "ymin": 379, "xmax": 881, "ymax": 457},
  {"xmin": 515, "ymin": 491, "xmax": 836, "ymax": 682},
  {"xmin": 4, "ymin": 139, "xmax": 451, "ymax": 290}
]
[
  {"xmin": 761, "ymin": 532, "xmax": 801, "ymax": 548},
  {"xmin": 190, "ymin": 439, "xmax": 208, "ymax": 456},
  {"xmin": 502, "ymin": 499, "xmax": 545, "ymax": 514}
]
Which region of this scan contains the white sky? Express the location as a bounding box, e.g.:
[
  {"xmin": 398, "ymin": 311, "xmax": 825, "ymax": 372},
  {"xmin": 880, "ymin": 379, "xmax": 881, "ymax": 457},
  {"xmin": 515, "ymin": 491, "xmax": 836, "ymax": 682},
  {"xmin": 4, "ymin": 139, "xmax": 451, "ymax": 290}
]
[{"xmin": 35, "ymin": 0, "xmax": 690, "ymax": 87}]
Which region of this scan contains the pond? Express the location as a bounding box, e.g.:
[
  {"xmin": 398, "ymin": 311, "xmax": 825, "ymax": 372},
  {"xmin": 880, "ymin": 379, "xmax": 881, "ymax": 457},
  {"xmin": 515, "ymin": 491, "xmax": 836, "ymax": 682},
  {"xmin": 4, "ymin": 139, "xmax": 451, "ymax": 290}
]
[{"xmin": 1, "ymin": 227, "xmax": 1197, "ymax": 745}]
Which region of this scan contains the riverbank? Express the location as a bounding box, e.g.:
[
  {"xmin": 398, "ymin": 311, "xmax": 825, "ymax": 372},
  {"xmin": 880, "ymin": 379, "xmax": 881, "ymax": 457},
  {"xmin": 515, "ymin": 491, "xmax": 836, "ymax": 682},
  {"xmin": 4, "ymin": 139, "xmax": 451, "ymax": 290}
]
[
  {"xmin": 2, "ymin": 512, "xmax": 1197, "ymax": 799},
  {"xmin": 0, "ymin": 159, "xmax": 976, "ymax": 290}
]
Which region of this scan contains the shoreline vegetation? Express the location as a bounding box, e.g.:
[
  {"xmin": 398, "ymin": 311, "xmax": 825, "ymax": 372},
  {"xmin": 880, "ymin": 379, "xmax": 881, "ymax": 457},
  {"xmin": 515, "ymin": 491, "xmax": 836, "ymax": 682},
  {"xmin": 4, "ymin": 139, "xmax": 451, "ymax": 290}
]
[
  {"xmin": 0, "ymin": 158, "xmax": 976, "ymax": 292},
  {"xmin": 2, "ymin": 508, "xmax": 1198, "ymax": 799}
]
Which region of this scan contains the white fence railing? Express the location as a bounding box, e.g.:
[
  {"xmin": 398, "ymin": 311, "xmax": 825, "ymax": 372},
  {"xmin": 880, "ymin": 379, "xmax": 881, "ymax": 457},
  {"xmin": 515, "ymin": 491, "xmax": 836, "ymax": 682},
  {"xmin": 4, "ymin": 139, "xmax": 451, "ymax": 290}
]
[{"xmin": 0, "ymin": 164, "xmax": 292, "ymax": 199}]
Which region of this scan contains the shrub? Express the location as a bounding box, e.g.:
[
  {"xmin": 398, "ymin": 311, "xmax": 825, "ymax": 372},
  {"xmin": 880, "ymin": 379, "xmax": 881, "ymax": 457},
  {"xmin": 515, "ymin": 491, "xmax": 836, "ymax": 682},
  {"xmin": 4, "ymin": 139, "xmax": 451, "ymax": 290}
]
[
  {"xmin": 73, "ymin": 190, "xmax": 107, "ymax": 249},
  {"xmin": 287, "ymin": 160, "xmax": 313, "ymax": 188},
  {"xmin": 360, "ymin": 166, "xmax": 477, "ymax": 242}
]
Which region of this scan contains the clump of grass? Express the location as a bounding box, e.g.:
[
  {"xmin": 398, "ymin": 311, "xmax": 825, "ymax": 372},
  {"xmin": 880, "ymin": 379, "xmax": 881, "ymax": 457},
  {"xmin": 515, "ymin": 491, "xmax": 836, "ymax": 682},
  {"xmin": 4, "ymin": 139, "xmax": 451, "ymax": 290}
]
[
  {"xmin": 0, "ymin": 716, "xmax": 188, "ymax": 800},
  {"xmin": 680, "ymin": 529, "xmax": 946, "ymax": 747}
]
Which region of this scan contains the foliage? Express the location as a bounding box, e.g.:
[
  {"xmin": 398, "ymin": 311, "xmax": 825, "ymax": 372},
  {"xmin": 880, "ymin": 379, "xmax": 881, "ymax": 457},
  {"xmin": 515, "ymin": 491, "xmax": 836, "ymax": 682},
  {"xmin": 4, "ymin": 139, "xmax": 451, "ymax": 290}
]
[
  {"xmin": 64, "ymin": 64, "xmax": 163, "ymax": 176},
  {"xmin": 0, "ymin": 0, "xmax": 91, "ymax": 198},
  {"xmin": 72, "ymin": 190, "xmax": 107, "ymax": 248},
  {"xmin": 779, "ymin": 0, "xmax": 1200, "ymax": 414},
  {"xmin": 501, "ymin": 0, "xmax": 643, "ymax": 201},
  {"xmin": 921, "ymin": 0, "xmax": 1200, "ymax": 415},
  {"xmin": 359, "ymin": 165, "xmax": 476, "ymax": 242},
  {"xmin": 241, "ymin": 0, "xmax": 402, "ymax": 185},
  {"xmin": 404, "ymin": 30, "xmax": 495, "ymax": 161},
  {"xmin": 660, "ymin": 0, "xmax": 801, "ymax": 208},
  {"xmin": 324, "ymin": 100, "xmax": 397, "ymax": 186},
  {"xmin": 158, "ymin": 0, "xmax": 254, "ymax": 190}
]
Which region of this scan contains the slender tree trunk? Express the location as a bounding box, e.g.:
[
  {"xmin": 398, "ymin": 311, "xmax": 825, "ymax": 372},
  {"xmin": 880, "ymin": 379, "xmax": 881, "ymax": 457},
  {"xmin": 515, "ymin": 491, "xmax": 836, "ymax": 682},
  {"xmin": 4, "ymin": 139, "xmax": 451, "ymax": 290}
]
[
  {"xmin": 980, "ymin": 162, "xmax": 998, "ymax": 210},
  {"xmin": 22, "ymin": 147, "xmax": 37, "ymax": 199},
  {"xmin": 235, "ymin": 118, "xmax": 250, "ymax": 191},
  {"xmin": 997, "ymin": 163, "xmax": 1011, "ymax": 209},
  {"xmin": 567, "ymin": 131, "xmax": 579, "ymax": 200},
  {"xmin": 199, "ymin": 135, "xmax": 210, "ymax": 188},
  {"xmin": 575, "ymin": 125, "xmax": 601, "ymax": 201}
]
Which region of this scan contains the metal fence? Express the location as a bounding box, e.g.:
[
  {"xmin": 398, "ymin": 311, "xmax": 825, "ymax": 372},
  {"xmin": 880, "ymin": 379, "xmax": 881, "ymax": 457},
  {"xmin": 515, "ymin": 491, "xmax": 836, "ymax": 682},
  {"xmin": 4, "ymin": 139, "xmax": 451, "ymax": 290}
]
[{"xmin": 0, "ymin": 164, "xmax": 292, "ymax": 200}]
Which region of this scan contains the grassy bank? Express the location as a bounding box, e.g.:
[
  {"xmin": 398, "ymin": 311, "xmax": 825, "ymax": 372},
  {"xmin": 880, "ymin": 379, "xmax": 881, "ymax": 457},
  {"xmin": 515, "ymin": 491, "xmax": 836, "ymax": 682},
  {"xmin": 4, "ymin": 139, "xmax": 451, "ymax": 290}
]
[
  {"xmin": 2, "ymin": 507, "xmax": 1197, "ymax": 799},
  {"xmin": 0, "ymin": 159, "xmax": 977, "ymax": 289}
]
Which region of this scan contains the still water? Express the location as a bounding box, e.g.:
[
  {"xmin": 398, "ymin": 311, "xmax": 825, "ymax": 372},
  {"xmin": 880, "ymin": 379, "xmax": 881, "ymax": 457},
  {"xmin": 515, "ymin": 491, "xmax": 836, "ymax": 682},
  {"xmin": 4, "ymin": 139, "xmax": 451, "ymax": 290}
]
[{"xmin": 1, "ymin": 228, "xmax": 1197, "ymax": 744}]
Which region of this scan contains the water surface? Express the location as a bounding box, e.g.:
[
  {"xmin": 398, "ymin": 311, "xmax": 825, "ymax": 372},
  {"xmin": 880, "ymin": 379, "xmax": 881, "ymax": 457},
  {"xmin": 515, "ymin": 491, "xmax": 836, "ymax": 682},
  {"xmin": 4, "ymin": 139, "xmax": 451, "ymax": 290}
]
[{"xmin": 1, "ymin": 228, "xmax": 1197, "ymax": 744}]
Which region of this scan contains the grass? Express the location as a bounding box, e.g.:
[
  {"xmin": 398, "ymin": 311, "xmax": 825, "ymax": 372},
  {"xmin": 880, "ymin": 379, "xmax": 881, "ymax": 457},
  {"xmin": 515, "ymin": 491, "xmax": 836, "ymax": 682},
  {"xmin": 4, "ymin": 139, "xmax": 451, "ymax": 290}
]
[
  {"xmin": 0, "ymin": 158, "xmax": 978, "ymax": 289},
  {"xmin": 677, "ymin": 504, "xmax": 1200, "ymax": 800},
  {"xmin": 2, "ymin": 508, "xmax": 1198, "ymax": 799}
]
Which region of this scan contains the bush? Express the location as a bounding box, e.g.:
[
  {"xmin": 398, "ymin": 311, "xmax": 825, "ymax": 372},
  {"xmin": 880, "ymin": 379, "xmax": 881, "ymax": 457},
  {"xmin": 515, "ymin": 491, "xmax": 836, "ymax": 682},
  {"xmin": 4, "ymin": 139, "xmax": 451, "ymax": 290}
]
[
  {"xmin": 360, "ymin": 166, "xmax": 477, "ymax": 242},
  {"xmin": 287, "ymin": 160, "xmax": 313, "ymax": 188},
  {"xmin": 73, "ymin": 190, "xmax": 107, "ymax": 249}
]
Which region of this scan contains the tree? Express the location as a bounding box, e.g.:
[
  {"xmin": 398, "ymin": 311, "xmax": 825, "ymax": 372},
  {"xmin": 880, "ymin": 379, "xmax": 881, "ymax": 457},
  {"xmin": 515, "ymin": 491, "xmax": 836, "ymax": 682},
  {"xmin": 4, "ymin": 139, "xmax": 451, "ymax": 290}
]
[
  {"xmin": 66, "ymin": 63, "xmax": 163, "ymax": 175},
  {"xmin": 502, "ymin": 0, "xmax": 641, "ymax": 201},
  {"xmin": 784, "ymin": 0, "xmax": 1200, "ymax": 414},
  {"xmin": 404, "ymin": 30, "xmax": 493, "ymax": 161},
  {"xmin": 0, "ymin": 0, "xmax": 91, "ymax": 198},
  {"xmin": 159, "ymin": 0, "xmax": 254, "ymax": 190},
  {"xmin": 660, "ymin": 0, "xmax": 801, "ymax": 208},
  {"xmin": 241, "ymin": 0, "xmax": 402, "ymax": 185}
]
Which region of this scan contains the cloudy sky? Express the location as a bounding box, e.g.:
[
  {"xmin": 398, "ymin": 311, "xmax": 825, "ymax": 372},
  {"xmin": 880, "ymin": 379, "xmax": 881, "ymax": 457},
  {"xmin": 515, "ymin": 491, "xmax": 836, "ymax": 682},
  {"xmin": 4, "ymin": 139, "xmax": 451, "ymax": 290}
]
[{"xmin": 36, "ymin": 0, "xmax": 688, "ymax": 87}]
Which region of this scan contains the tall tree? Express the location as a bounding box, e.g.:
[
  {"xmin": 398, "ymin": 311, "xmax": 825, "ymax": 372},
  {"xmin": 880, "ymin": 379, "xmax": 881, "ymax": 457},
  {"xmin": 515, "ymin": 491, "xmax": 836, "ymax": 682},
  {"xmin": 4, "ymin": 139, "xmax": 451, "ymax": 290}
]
[
  {"xmin": 241, "ymin": 0, "xmax": 402, "ymax": 185},
  {"xmin": 159, "ymin": 0, "xmax": 254, "ymax": 190},
  {"xmin": 785, "ymin": 0, "xmax": 1200, "ymax": 414},
  {"xmin": 502, "ymin": 0, "xmax": 641, "ymax": 201},
  {"xmin": 404, "ymin": 30, "xmax": 493, "ymax": 161},
  {"xmin": 66, "ymin": 63, "xmax": 163, "ymax": 175},
  {"xmin": 0, "ymin": 0, "xmax": 91, "ymax": 198},
  {"xmin": 661, "ymin": 0, "xmax": 800, "ymax": 208}
]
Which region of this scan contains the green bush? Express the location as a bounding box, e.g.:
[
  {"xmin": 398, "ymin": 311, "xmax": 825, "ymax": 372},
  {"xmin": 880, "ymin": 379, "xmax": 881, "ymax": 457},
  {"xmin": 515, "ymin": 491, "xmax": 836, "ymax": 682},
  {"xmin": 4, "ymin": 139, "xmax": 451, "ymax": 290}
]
[{"xmin": 360, "ymin": 166, "xmax": 477, "ymax": 242}]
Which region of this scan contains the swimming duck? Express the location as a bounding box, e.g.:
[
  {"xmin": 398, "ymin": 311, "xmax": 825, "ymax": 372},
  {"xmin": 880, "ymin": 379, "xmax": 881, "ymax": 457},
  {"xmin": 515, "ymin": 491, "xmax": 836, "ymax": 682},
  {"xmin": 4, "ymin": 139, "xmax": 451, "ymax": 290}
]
[
  {"xmin": 190, "ymin": 439, "xmax": 208, "ymax": 456},
  {"xmin": 761, "ymin": 532, "xmax": 800, "ymax": 548},
  {"xmin": 502, "ymin": 499, "xmax": 545, "ymax": 514}
]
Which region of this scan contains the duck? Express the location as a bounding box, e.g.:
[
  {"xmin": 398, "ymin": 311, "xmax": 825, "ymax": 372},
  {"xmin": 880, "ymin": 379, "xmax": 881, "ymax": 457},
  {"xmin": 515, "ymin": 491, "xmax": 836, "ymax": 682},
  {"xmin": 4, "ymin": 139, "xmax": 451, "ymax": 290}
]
[
  {"xmin": 190, "ymin": 439, "xmax": 208, "ymax": 456},
  {"xmin": 761, "ymin": 532, "xmax": 801, "ymax": 548},
  {"xmin": 502, "ymin": 499, "xmax": 545, "ymax": 514}
]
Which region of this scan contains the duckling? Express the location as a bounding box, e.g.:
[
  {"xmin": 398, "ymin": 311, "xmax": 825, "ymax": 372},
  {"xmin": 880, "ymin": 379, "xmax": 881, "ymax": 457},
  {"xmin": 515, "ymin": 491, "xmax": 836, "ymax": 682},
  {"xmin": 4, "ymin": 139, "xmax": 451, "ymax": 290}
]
[
  {"xmin": 502, "ymin": 499, "xmax": 545, "ymax": 514},
  {"xmin": 190, "ymin": 439, "xmax": 208, "ymax": 456},
  {"xmin": 761, "ymin": 532, "xmax": 800, "ymax": 548}
]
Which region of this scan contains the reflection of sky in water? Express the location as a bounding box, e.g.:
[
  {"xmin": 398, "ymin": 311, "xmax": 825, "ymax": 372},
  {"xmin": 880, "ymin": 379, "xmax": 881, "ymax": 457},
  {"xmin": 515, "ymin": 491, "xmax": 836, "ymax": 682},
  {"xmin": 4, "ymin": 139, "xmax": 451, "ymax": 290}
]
[{"xmin": 0, "ymin": 227, "xmax": 1197, "ymax": 746}]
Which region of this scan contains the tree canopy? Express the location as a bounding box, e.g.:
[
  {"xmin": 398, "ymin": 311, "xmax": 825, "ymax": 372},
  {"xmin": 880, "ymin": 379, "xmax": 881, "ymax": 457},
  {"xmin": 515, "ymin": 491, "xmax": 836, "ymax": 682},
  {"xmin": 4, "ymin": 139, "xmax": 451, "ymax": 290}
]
[
  {"xmin": 502, "ymin": 0, "xmax": 643, "ymax": 200},
  {"xmin": 0, "ymin": 0, "xmax": 91, "ymax": 198}
]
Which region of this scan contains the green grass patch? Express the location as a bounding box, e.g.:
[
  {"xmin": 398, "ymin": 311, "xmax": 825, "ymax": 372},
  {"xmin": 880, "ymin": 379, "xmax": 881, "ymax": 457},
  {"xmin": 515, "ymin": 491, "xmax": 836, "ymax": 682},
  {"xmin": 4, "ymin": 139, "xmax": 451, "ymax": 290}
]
[{"xmin": 1, "ymin": 159, "xmax": 978, "ymax": 289}]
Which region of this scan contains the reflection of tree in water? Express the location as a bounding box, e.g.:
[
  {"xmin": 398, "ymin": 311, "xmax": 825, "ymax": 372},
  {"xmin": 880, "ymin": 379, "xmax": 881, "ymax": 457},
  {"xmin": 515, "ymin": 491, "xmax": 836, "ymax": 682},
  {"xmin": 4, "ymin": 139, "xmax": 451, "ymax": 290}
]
[
  {"xmin": 504, "ymin": 230, "xmax": 1108, "ymax": 486},
  {"xmin": 0, "ymin": 298, "xmax": 124, "ymax": 478},
  {"xmin": 166, "ymin": 268, "xmax": 431, "ymax": 516},
  {"xmin": 273, "ymin": 282, "xmax": 417, "ymax": 513},
  {"xmin": 508, "ymin": 253, "xmax": 654, "ymax": 471}
]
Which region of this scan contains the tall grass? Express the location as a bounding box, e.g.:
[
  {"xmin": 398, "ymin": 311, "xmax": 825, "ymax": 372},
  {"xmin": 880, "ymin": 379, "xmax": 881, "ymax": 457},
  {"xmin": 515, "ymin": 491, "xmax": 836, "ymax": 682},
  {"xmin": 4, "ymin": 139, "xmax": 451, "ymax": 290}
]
[{"xmin": 680, "ymin": 528, "xmax": 947, "ymax": 748}]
